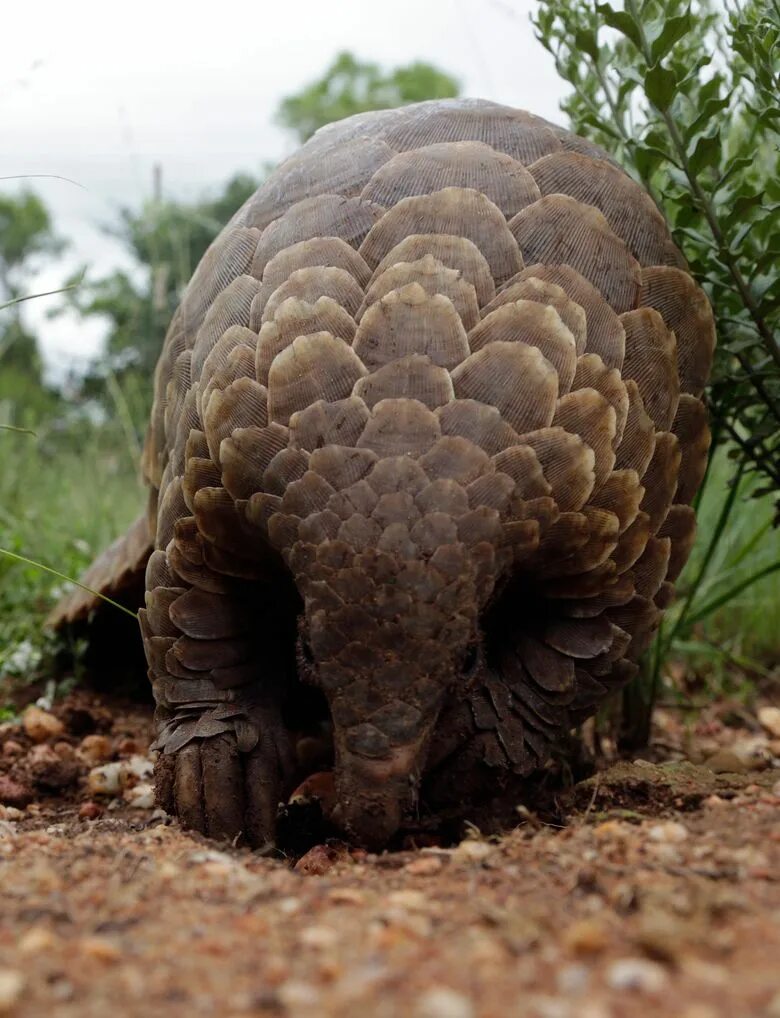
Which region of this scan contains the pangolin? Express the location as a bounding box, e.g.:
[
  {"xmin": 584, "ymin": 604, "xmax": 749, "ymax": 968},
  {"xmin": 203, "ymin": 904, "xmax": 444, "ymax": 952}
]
[{"xmin": 50, "ymin": 99, "xmax": 714, "ymax": 849}]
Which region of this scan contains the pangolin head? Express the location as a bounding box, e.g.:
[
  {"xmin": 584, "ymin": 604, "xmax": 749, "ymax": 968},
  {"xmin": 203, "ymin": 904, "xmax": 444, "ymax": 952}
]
[{"xmin": 291, "ymin": 530, "xmax": 494, "ymax": 848}]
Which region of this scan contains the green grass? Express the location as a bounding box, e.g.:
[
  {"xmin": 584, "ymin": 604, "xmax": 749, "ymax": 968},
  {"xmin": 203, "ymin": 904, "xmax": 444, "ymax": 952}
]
[
  {"xmin": 677, "ymin": 450, "xmax": 780, "ymax": 665},
  {"xmin": 0, "ymin": 415, "xmax": 143, "ymax": 687}
]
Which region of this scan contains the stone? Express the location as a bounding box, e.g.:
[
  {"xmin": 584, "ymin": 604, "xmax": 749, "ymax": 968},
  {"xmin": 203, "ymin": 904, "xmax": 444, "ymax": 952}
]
[
  {"xmin": 758, "ymin": 706, "xmax": 780, "ymax": 739},
  {"xmin": 563, "ymin": 919, "xmax": 609, "ymax": 955},
  {"xmin": 405, "ymin": 855, "xmax": 444, "ymax": 876},
  {"xmin": 0, "ymin": 970, "xmax": 24, "ymax": 1013},
  {"xmin": 0, "ymin": 777, "xmax": 33, "ymax": 809},
  {"xmin": 647, "ymin": 821, "xmax": 689, "ymax": 843},
  {"xmin": 703, "ymin": 750, "xmax": 747, "ymax": 774},
  {"xmin": 124, "ymin": 783, "xmax": 155, "ymax": 809},
  {"xmin": 416, "ymin": 987, "xmax": 474, "ymax": 1018},
  {"xmin": 87, "ymin": 763, "xmax": 123, "ymax": 796},
  {"xmin": 22, "ymin": 706, "xmax": 64, "ymax": 743},
  {"xmin": 78, "ymin": 735, "xmax": 113, "ymax": 764},
  {"xmin": 606, "ymin": 957, "xmax": 668, "ymax": 993}
]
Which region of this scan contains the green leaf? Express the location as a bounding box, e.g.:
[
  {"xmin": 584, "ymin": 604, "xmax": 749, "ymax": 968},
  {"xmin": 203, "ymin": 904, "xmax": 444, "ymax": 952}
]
[
  {"xmin": 686, "ymin": 96, "xmax": 729, "ymax": 140},
  {"xmin": 595, "ymin": 3, "xmax": 642, "ymax": 49},
  {"xmin": 650, "ymin": 10, "xmax": 693, "ymax": 63},
  {"xmin": 644, "ymin": 63, "xmax": 677, "ymax": 111},
  {"xmin": 574, "ymin": 27, "xmax": 600, "ymax": 61},
  {"xmin": 688, "ymin": 131, "xmax": 722, "ymax": 175}
]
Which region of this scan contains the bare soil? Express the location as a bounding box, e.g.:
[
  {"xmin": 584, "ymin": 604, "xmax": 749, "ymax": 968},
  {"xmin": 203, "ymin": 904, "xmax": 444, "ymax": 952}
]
[{"xmin": 0, "ymin": 693, "xmax": 778, "ymax": 1018}]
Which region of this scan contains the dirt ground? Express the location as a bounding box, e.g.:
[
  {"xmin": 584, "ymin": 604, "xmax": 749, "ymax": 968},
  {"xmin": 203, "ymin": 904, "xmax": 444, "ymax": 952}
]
[{"xmin": 0, "ymin": 693, "xmax": 778, "ymax": 1018}]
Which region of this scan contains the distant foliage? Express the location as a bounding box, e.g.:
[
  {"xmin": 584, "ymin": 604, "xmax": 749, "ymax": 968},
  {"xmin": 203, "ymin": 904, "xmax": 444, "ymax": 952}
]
[
  {"xmin": 68, "ymin": 174, "xmax": 259, "ymax": 408},
  {"xmin": 276, "ymin": 51, "xmax": 460, "ymax": 143},
  {"xmin": 533, "ymin": 0, "xmax": 780, "ymax": 510},
  {"xmin": 0, "ymin": 189, "xmax": 65, "ymax": 423}
]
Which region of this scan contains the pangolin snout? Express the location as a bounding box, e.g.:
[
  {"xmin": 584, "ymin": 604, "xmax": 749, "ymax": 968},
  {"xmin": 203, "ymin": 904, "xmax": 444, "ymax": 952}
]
[{"xmin": 331, "ymin": 737, "xmax": 428, "ymax": 848}]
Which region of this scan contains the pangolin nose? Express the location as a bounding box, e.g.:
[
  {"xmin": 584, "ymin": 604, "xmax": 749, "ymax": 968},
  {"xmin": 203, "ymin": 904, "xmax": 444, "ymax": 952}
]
[
  {"xmin": 332, "ymin": 789, "xmax": 405, "ymax": 850},
  {"xmin": 332, "ymin": 742, "xmax": 424, "ymax": 848}
]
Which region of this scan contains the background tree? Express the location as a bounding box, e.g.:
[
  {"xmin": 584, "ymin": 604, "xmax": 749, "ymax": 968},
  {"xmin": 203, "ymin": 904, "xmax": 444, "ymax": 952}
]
[
  {"xmin": 276, "ymin": 51, "xmax": 460, "ymax": 143},
  {"xmin": 68, "ymin": 173, "xmax": 259, "ymax": 414},
  {"xmin": 0, "ymin": 189, "xmax": 65, "ymax": 423}
]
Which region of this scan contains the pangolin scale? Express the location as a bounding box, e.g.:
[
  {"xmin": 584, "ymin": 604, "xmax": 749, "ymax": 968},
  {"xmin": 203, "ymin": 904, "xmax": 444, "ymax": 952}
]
[{"xmin": 51, "ymin": 99, "xmax": 714, "ymax": 849}]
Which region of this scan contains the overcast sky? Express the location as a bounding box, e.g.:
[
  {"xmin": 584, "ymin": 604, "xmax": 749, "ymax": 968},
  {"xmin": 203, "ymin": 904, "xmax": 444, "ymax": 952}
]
[{"xmin": 3, "ymin": 0, "xmax": 568, "ymax": 377}]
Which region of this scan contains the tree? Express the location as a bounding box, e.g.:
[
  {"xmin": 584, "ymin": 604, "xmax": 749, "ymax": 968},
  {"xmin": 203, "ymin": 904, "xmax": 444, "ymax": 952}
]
[
  {"xmin": 70, "ymin": 173, "xmax": 259, "ymax": 412},
  {"xmin": 0, "ymin": 190, "xmax": 64, "ymax": 365},
  {"xmin": 277, "ymin": 51, "xmax": 460, "ymax": 143},
  {"xmin": 0, "ymin": 190, "xmax": 65, "ymax": 422}
]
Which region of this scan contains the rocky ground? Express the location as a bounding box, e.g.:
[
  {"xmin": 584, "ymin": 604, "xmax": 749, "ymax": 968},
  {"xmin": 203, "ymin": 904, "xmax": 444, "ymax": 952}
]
[{"xmin": 0, "ymin": 693, "xmax": 778, "ymax": 1017}]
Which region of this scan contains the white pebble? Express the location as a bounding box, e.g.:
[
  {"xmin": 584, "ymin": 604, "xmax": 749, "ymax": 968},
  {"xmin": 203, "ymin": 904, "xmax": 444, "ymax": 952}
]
[
  {"xmin": 758, "ymin": 706, "xmax": 780, "ymax": 739},
  {"xmin": 607, "ymin": 957, "xmax": 668, "ymax": 993},
  {"xmin": 123, "ymin": 755, "xmax": 154, "ymax": 781},
  {"xmin": 647, "ymin": 821, "xmax": 688, "ymax": 843},
  {"xmin": 416, "ymin": 987, "xmax": 475, "ymax": 1018},
  {"xmin": 557, "ymin": 963, "xmax": 590, "ymax": 994},
  {"xmin": 0, "ymin": 970, "xmax": 24, "ymax": 1012},
  {"xmin": 87, "ymin": 763, "xmax": 123, "ymax": 796},
  {"xmin": 124, "ymin": 783, "xmax": 155, "ymax": 809}
]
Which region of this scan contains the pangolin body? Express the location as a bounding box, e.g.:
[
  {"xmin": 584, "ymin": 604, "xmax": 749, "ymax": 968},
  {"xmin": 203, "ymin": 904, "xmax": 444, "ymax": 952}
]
[{"xmin": 52, "ymin": 100, "xmax": 714, "ymax": 848}]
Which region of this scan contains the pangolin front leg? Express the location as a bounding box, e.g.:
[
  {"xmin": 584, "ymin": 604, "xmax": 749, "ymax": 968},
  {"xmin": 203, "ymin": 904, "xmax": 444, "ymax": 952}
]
[{"xmin": 141, "ymin": 550, "xmax": 296, "ymax": 848}]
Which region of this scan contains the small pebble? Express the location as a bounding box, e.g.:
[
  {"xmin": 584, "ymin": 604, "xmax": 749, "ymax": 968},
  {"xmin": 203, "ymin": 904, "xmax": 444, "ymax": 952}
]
[
  {"xmin": 758, "ymin": 706, "xmax": 780, "ymax": 739},
  {"xmin": 405, "ymin": 855, "xmax": 443, "ymax": 876},
  {"xmin": 703, "ymin": 794, "xmax": 727, "ymax": 808},
  {"xmin": 79, "ymin": 936, "xmax": 121, "ymax": 963},
  {"xmin": 122, "ymin": 755, "xmax": 154, "ymax": 783},
  {"xmin": 454, "ymin": 839, "xmax": 493, "ymax": 862},
  {"xmin": 277, "ymin": 981, "xmax": 320, "ymax": 1008},
  {"xmin": 29, "ymin": 749, "xmax": 80, "ymax": 791},
  {"xmin": 22, "ymin": 706, "xmax": 64, "ymax": 743},
  {"xmin": 78, "ymin": 735, "xmax": 113, "ymax": 764},
  {"xmin": 647, "ymin": 821, "xmax": 688, "ymax": 843},
  {"xmin": 78, "ymin": 802, "xmax": 103, "ymax": 820},
  {"xmin": 386, "ymin": 890, "xmax": 430, "ymax": 911},
  {"xmin": 87, "ymin": 763, "xmax": 123, "ymax": 796},
  {"xmin": 606, "ymin": 957, "xmax": 668, "ymax": 993},
  {"xmin": 327, "ymin": 887, "xmax": 366, "ymax": 906},
  {"xmin": 703, "ymin": 750, "xmax": 748, "ymax": 774},
  {"xmin": 0, "ymin": 777, "xmax": 33, "ymax": 809},
  {"xmin": 556, "ymin": 963, "xmax": 590, "ymax": 994},
  {"xmin": 295, "ymin": 844, "xmax": 339, "ymax": 876},
  {"xmin": 563, "ymin": 919, "xmax": 609, "ymax": 955},
  {"xmin": 298, "ymin": 925, "xmax": 338, "ymax": 949},
  {"xmin": 0, "ymin": 970, "xmax": 24, "ymax": 1013},
  {"xmin": 124, "ymin": 783, "xmax": 155, "ymax": 809},
  {"xmin": 416, "ymin": 986, "xmax": 474, "ymax": 1018},
  {"xmin": 18, "ymin": 928, "xmax": 57, "ymax": 954}
]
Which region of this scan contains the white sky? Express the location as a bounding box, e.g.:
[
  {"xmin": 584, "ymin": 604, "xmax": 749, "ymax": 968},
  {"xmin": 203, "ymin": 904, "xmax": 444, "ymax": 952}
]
[{"xmin": 2, "ymin": 0, "xmax": 568, "ymax": 378}]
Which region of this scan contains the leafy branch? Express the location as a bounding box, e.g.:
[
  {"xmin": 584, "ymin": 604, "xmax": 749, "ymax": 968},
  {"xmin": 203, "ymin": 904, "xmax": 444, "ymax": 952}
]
[{"xmin": 533, "ymin": 0, "xmax": 780, "ymax": 507}]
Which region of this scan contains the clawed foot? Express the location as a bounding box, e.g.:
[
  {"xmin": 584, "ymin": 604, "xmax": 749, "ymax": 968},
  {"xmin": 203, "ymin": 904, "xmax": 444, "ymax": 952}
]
[{"xmin": 155, "ymin": 724, "xmax": 296, "ymax": 850}]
